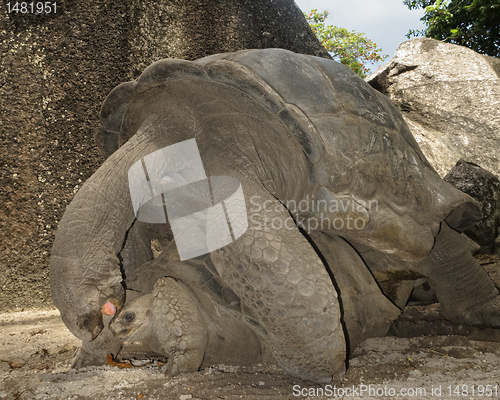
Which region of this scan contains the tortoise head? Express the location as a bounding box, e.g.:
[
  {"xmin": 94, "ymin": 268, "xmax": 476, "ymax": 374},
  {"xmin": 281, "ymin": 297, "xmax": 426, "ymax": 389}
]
[
  {"xmin": 50, "ymin": 249, "xmax": 126, "ymax": 341},
  {"xmin": 54, "ymin": 283, "xmax": 124, "ymax": 342},
  {"xmin": 109, "ymin": 293, "xmax": 153, "ymax": 341}
]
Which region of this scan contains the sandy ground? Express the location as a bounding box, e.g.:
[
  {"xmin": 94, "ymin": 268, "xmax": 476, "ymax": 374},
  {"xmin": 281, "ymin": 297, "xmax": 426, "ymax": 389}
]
[
  {"xmin": 1, "ymin": 262, "xmax": 500, "ymax": 400},
  {"xmin": 2, "ymin": 307, "xmax": 500, "ymax": 399}
]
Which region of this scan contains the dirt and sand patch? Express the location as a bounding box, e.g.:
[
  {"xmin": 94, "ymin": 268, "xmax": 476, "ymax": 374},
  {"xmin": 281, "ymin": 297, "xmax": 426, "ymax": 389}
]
[
  {"xmin": 1, "ymin": 304, "xmax": 500, "ymax": 399},
  {"xmin": 1, "ymin": 262, "xmax": 499, "ymax": 399}
]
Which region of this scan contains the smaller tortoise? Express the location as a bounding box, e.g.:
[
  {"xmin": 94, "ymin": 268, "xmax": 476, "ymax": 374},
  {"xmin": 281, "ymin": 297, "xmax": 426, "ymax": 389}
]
[{"xmin": 111, "ymin": 276, "xmax": 263, "ymax": 374}]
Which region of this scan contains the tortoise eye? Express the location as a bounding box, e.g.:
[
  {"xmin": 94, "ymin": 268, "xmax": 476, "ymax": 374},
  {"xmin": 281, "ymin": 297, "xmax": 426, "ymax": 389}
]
[{"xmin": 124, "ymin": 312, "xmax": 135, "ymax": 322}]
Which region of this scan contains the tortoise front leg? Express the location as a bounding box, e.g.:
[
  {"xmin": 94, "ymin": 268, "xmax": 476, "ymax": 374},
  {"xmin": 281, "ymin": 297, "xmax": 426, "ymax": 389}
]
[
  {"xmin": 414, "ymin": 222, "xmax": 500, "ymax": 327},
  {"xmin": 152, "ymin": 277, "xmax": 209, "ymax": 375},
  {"xmin": 211, "ymin": 194, "xmax": 345, "ymax": 382}
]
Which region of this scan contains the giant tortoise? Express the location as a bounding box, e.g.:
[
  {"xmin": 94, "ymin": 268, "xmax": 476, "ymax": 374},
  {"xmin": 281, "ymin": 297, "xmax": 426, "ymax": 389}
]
[
  {"xmin": 111, "ymin": 249, "xmax": 265, "ymax": 374},
  {"xmin": 50, "ymin": 49, "xmax": 500, "ymax": 382}
]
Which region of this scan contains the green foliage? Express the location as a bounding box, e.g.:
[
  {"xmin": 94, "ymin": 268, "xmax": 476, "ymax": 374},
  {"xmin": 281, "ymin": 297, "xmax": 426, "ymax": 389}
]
[
  {"xmin": 305, "ymin": 10, "xmax": 388, "ymax": 78},
  {"xmin": 404, "ymin": 0, "xmax": 500, "ymax": 57}
]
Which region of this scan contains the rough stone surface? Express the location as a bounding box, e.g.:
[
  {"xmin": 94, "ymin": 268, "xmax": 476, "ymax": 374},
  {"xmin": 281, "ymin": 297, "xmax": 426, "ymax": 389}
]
[
  {"xmin": 0, "ymin": 0, "xmax": 329, "ymax": 311},
  {"xmin": 367, "ymin": 38, "xmax": 500, "ymax": 177},
  {"xmin": 444, "ymin": 160, "xmax": 500, "ymax": 254}
]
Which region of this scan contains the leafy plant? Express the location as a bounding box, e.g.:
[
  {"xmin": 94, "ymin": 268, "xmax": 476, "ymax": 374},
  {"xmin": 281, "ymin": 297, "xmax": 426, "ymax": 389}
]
[
  {"xmin": 404, "ymin": 0, "xmax": 500, "ymax": 57},
  {"xmin": 305, "ymin": 10, "xmax": 388, "ymax": 78}
]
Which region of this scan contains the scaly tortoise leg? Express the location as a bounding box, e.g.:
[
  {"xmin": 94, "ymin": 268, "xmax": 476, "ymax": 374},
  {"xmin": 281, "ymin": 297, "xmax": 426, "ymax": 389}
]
[
  {"xmin": 210, "ymin": 193, "xmax": 346, "ymax": 382},
  {"xmin": 415, "ymin": 222, "xmax": 500, "ymax": 327},
  {"xmin": 152, "ymin": 277, "xmax": 209, "ymax": 375}
]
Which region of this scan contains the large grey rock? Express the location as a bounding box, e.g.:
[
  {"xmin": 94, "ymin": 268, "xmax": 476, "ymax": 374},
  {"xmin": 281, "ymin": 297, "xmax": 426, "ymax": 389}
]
[{"xmin": 367, "ymin": 38, "xmax": 500, "ymax": 177}]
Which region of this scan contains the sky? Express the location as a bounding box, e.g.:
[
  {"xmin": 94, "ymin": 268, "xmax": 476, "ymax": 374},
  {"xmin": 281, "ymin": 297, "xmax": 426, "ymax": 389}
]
[{"xmin": 294, "ymin": 0, "xmax": 427, "ymax": 74}]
